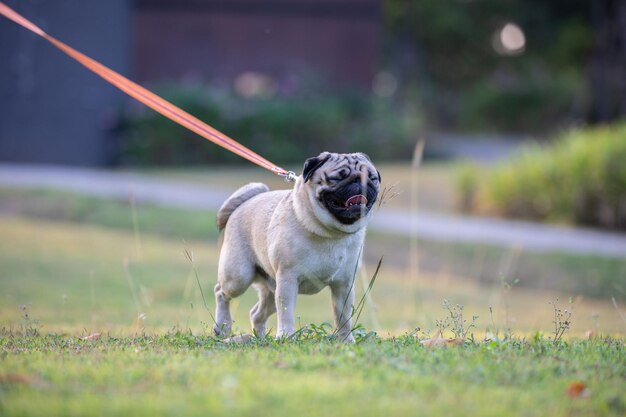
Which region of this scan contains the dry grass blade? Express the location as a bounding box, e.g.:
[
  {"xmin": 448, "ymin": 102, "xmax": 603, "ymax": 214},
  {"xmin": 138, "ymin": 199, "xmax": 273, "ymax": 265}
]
[
  {"xmin": 376, "ymin": 184, "xmax": 401, "ymax": 210},
  {"xmin": 611, "ymin": 297, "xmax": 626, "ymax": 324},
  {"xmin": 183, "ymin": 246, "xmax": 218, "ymax": 327},
  {"xmin": 335, "ymin": 244, "xmax": 365, "ymax": 336},
  {"xmin": 351, "ymin": 256, "xmax": 383, "ymax": 330}
]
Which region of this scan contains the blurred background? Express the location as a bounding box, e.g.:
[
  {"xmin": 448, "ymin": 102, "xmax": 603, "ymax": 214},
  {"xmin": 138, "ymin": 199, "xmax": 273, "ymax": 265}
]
[
  {"xmin": 0, "ymin": 0, "xmax": 625, "ymax": 336},
  {"xmin": 2, "ymin": 0, "xmax": 624, "ymax": 166}
]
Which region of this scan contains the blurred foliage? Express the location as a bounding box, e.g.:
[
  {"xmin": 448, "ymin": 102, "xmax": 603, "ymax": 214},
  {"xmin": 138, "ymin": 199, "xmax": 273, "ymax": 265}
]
[
  {"xmin": 458, "ymin": 121, "xmax": 626, "ymax": 230},
  {"xmin": 384, "ymin": 0, "xmax": 595, "ymax": 133},
  {"xmin": 459, "ymin": 67, "xmax": 580, "ymax": 132},
  {"xmin": 118, "ymin": 83, "xmax": 421, "ymax": 165}
]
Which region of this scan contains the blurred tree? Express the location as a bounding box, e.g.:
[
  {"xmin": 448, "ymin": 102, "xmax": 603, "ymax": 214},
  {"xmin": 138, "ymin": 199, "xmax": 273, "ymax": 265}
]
[
  {"xmin": 588, "ymin": 0, "xmax": 626, "ymax": 123},
  {"xmin": 384, "ymin": 0, "xmax": 623, "ymax": 132},
  {"xmin": 385, "ymin": 0, "xmax": 510, "ymax": 87}
]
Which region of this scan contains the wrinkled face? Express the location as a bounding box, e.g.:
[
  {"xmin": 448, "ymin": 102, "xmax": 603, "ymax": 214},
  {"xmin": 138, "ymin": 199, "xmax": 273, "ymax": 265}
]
[{"xmin": 302, "ymin": 152, "xmax": 381, "ymax": 225}]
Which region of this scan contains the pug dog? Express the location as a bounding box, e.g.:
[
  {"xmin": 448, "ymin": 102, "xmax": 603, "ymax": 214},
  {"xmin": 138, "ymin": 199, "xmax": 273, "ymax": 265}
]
[{"xmin": 213, "ymin": 152, "xmax": 380, "ymax": 342}]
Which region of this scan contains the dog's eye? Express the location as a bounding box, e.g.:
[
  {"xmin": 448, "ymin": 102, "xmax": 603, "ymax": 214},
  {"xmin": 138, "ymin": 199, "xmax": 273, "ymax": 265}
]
[{"xmin": 330, "ymin": 169, "xmax": 349, "ymax": 181}]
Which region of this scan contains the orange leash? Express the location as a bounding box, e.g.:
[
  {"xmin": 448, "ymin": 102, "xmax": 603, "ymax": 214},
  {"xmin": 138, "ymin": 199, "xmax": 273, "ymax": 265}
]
[{"xmin": 0, "ymin": 2, "xmax": 295, "ymax": 181}]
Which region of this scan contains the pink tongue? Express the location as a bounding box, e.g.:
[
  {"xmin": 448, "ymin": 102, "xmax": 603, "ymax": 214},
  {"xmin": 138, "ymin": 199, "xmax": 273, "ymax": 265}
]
[{"xmin": 345, "ymin": 195, "xmax": 368, "ymax": 207}]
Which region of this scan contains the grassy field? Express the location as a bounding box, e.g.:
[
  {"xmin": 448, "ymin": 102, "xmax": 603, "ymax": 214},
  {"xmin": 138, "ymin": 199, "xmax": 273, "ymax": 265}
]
[
  {"xmin": 2, "ymin": 214, "xmax": 624, "ymax": 336},
  {"xmin": 1, "ymin": 187, "xmax": 625, "ymax": 335},
  {"xmin": 1, "ymin": 183, "xmax": 625, "ymax": 416},
  {"xmin": 1, "ymin": 332, "xmax": 624, "ymax": 417}
]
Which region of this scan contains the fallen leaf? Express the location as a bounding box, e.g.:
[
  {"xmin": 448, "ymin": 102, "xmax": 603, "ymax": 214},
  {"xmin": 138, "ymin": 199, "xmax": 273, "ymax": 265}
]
[
  {"xmin": 0, "ymin": 373, "xmax": 47, "ymax": 387},
  {"xmin": 421, "ymin": 337, "xmax": 465, "ymax": 348},
  {"xmin": 566, "ymin": 381, "xmax": 590, "ymax": 398}
]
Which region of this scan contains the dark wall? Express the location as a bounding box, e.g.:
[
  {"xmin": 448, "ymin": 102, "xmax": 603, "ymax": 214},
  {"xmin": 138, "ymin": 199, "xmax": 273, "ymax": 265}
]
[
  {"xmin": 134, "ymin": 0, "xmax": 381, "ymax": 88},
  {"xmin": 0, "ymin": 0, "xmax": 131, "ymax": 166}
]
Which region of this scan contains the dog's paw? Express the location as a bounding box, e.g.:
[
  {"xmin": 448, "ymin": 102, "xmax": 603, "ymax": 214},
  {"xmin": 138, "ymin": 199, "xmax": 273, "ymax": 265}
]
[
  {"xmin": 338, "ymin": 333, "xmax": 356, "ymax": 343},
  {"xmin": 275, "ymin": 329, "xmax": 295, "ymax": 340},
  {"xmin": 213, "ymin": 322, "xmax": 231, "ymax": 338}
]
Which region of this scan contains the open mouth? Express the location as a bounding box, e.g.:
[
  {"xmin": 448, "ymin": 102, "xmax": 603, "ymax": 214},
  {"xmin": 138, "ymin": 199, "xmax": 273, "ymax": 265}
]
[
  {"xmin": 320, "ymin": 184, "xmax": 377, "ymax": 225},
  {"xmin": 344, "ymin": 194, "xmax": 368, "ymax": 208}
]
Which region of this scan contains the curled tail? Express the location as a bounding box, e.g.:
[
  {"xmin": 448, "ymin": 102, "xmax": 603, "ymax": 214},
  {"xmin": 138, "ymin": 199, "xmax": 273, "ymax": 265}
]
[{"xmin": 216, "ymin": 182, "xmax": 270, "ymax": 231}]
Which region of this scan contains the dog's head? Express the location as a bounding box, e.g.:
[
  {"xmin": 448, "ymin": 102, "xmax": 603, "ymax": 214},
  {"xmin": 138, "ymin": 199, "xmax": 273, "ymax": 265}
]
[{"xmin": 296, "ymin": 152, "xmax": 380, "ymax": 233}]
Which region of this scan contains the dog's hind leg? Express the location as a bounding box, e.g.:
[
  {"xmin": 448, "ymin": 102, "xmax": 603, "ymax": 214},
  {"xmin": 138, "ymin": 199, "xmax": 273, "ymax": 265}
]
[
  {"xmin": 213, "ymin": 273, "xmax": 254, "ymax": 337},
  {"xmin": 250, "ymin": 281, "xmax": 276, "ymax": 337},
  {"xmin": 214, "ymin": 241, "xmax": 257, "ymax": 336},
  {"xmin": 213, "ymin": 282, "xmax": 233, "ymax": 336}
]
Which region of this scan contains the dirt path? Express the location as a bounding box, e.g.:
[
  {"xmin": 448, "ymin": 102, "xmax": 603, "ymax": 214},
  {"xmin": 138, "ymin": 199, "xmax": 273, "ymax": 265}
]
[{"xmin": 1, "ymin": 163, "xmax": 625, "ymax": 258}]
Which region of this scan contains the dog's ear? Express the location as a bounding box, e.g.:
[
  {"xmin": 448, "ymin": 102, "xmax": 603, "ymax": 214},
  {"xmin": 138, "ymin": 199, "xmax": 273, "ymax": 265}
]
[
  {"xmin": 357, "ymin": 153, "xmax": 380, "ymax": 182},
  {"xmin": 302, "ymin": 153, "xmax": 331, "ymax": 182},
  {"xmin": 358, "ymin": 152, "xmax": 372, "ymax": 162}
]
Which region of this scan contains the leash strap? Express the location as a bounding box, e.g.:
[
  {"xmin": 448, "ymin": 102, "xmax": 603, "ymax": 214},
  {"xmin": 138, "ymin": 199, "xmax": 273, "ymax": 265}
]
[{"xmin": 0, "ymin": 2, "xmax": 296, "ymax": 181}]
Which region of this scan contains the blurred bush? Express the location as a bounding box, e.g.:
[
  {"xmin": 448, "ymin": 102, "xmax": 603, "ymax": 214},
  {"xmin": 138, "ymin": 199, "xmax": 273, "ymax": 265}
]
[
  {"xmin": 459, "ymin": 69, "xmax": 581, "ymax": 133},
  {"xmin": 458, "ymin": 121, "xmax": 626, "ymax": 230},
  {"xmin": 117, "ymin": 83, "xmax": 421, "ymax": 165}
]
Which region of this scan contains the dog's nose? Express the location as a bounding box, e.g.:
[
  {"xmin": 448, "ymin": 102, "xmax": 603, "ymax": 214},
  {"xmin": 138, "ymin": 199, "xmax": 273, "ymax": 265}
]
[{"xmin": 350, "ymin": 175, "xmax": 368, "ymax": 184}]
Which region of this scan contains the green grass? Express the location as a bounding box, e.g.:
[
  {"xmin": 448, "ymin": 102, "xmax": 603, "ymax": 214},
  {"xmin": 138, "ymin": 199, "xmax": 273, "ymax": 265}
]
[
  {"xmin": 1, "ymin": 332, "xmax": 624, "ymax": 417},
  {"xmin": 366, "ymin": 231, "xmax": 626, "ymax": 299},
  {"xmin": 0, "ymin": 187, "xmax": 219, "ymax": 241}
]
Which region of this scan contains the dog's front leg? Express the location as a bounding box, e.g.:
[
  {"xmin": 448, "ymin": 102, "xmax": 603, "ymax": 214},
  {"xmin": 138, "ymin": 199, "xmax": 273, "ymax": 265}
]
[
  {"xmin": 331, "ymin": 282, "xmax": 356, "ymax": 343},
  {"xmin": 275, "ymin": 275, "xmax": 298, "ymax": 339}
]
